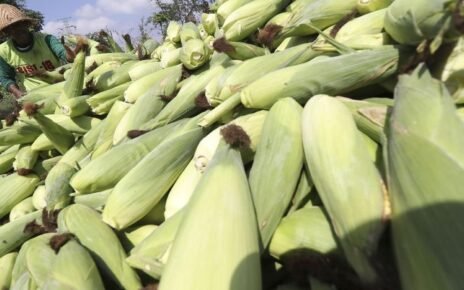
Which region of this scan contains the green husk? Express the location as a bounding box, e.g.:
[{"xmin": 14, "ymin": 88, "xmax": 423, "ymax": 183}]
[
  {"xmin": 0, "ymin": 252, "xmax": 17, "ymax": 289},
  {"xmin": 0, "ymin": 211, "xmax": 42, "ymax": 257},
  {"xmin": 165, "ymin": 21, "xmax": 182, "ymax": 43},
  {"xmin": 201, "ymin": 13, "xmax": 219, "ymax": 35},
  {"xmin": 91, "ymin": 101, "xmax": 132, "ymax": 158},
  {"xmin": 127, "ymin": 210, "xmax": 185, "ymax": 279},
  {"xmin": 302, "ymin": 95, "xmax": 386, "ymax": 283},
  {"xmin": 222, "ymin": 0, "xmax": 290, "ymax": 41},
  {"xmin": 124, "ymin": 64, "xmax": 183, "ymax": 103},
  {"xmin": 213, "ymin": 38, "xmax": 268, "ymax": 61},
  {"xmin": 102, "ymin": 127, "xmax": 205, "ymax": 230},
  {"xmin": 86, "ymin": 82, "xmax": 131, "ymax": 110},
  {"xmin": 9, "ymin": 197, "xmax": 35, "ymax": 221},
  {"xmin": 92, "ymin": 60, "xmax": 136, "ymax": 92},
  {"xmin": 180, "ymin": 39, "xmax": 212, "ymax": 70},
  {"xmin": 180, "ymin": 22, "xmax": 201, "ymax": 45},
  {"xmin": 70, "ymin": 118, "xmax": 189, "ymax": 194},
  {"xmin": 158, "ymin": 130, "xmax": 261, "ymax": 290},
  {"xmin": 128, "ymin": 59, "xmax": 162, "ymax": 81},
  {"xmin": 73, "ymin": 188, "xmax": 112, "ymax": 211},
  {"xmin": 356, "ymin": 0, "xmax": 393, "ymax": 14},
  {"xmin": 160, "ymin": 48, "xmax": 181, "ymax": 68},
  {"xmin": 57, "ymin": 204, "xmax": 141, "ymax": 290},
  {"xmin": 248, "ymin": 98, "xmax": 304, "ymax": 249},
  {"xmin": 0, "ymin": 145, "xmax": 20, "ymax": 174},
  {"xmin": 42, "ymin": 239, "xmax": 105, "ymax": 290},
  {"xmin": 216, "ymin": 0, "xmax": 253, "ymax": 24},
  {"xmin": 0, "ymin": 122, "xmax": 41, "ymax": 146},
  {"xmin": 0, "ymin": 173, "xmax": 39, "ymax": 219},
  {"xmin": 240, "ymin": 46, "xmax": 402, "ymax": 109},
  {"xmin": 58, "ymin": 95, "xmax": 91, "ymax": 117},
  {"xmin": 14, "ymin": 145, "xmax": 38, "ymax": 174},
  {"xmin": 269, "ymin": 206, "xmax": 339, "ymax": 259},
  {"xmin": 386, "ymin": 64, "xmax": 464, "ymax": 290},
  {"xmin": 31, "ymin": 185, "xmax": 46, "ymax": 210}
]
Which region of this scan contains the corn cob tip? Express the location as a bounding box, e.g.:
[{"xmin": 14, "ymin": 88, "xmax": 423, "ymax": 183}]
[
  {"xmin": 17, "ymin": 168, "xmax": 33, "ymax": 176},
  {"xmin": 160, "ymin": 94, "xmax": 176, "ymax": 102},
  {"xmin": 141, "ymin": 284, "xmax": 159, "ymax": 290},
  {"xmin": 23, "ymin": 220, "xmax": 46, "ymax": 235},
  {"xmin": 220, "ymin": 124, "xmax": 251, "ymax": 149},
  {"xmin": 22, "ymin": 102, "xmax": 41, "ymax": 116},
  {"xmin": 127, "ymin": 129, "xmax": 148, "ymax": 139},
  {"xmin": 49, "ymin": 233, "xmax": 74, "ymax": 254},
  {"xmin": 85, "ymin": 62, "xmax": 99, "ymax": 74},
  {"xmin": 213, "ymin": 37, "xmax": 236, "ymax": 53},
  {"xmin": 194, "ymin": 92, "xmax": 212, "ymax": 109},
  {"xmin": 257, "ymin": 24, "xmax": 282, "ymax": 47}
]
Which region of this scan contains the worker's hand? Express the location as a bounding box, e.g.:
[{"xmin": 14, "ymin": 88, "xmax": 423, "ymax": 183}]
[{"xmin": 8, "ymin": 83, "xmax": 25, "ymax": 99}]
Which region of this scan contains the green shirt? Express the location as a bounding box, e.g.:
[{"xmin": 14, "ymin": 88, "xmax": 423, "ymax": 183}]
[{"xmin": 0, "ymin": 32, "xmax": 67, "ymax": 91}]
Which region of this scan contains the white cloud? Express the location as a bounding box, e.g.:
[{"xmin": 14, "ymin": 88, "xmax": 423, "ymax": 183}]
[
  {"xmin": 96, "ymin": 0, "xmax": 153, "ymax": 14},
  {"xmin": 43, "ymin": 16, "xmax": 116, "ymax": 36},
  {"xmin": 74, "ymin": 4, "xmax": 103, "ymax": 19}
]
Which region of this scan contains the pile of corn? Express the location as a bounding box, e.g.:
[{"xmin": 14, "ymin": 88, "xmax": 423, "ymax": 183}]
[{"xmin": 0, "ymin": 0, "xmax": 463, "ymax": 289}]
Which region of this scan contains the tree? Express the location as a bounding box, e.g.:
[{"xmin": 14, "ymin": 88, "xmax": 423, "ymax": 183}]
[
  {"xmin": 0, "ymin": 0, "xmax": 44, "ymax": 31},
  {"xmin": 149, "ymin": 0, "xmax": 212, "ymax": 37}
]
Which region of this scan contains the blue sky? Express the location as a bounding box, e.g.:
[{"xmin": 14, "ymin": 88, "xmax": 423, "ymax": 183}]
[{"xmin": 26, "ymin": 0, "xmax": 161, "ymax": 42}]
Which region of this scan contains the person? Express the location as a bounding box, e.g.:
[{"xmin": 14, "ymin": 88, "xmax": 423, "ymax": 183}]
[{"xmin": 0, "ymin": 4, "xmax": 75, "ymax": 99}]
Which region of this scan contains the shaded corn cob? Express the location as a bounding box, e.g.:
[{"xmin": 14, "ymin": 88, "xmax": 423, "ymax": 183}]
[
  {"xmin": 42, "ymin": 238, "xmax": 105, "ymax": 290},
  {"xmin": 302, "ymin": 95, "xmax": 386, "ymax": 283},
  {"xmin": 248, "ymin": 98, "xmax": 304, "ymax": 249},
  {"xmin": 0, "ymin": 173, "xmax": 39, "ymax": 219},
  {"xmin": 23, "ymin": 103, "xmax": 75, "ymax": 155},
  {"xmin": 158, "ymin": 125, "xmax": 261, "ymax": 290},
  {"xmin": 102, "ymin": 126, "xmax": 206, "ymax": 229},
  {"xmin": 386, "ymin": 65, "xmax": 464, "ymax": 290},
  {"xmin": 288, "ymin": 167, "xmax": 314, "ymax": 213},
  {"xmin": 57, "ymin": 204, "xmax": 142, "ymax": 289},
  {"xmin": 70, "ymin": 117, "xmax": 189, "ymax": 194},
  {"xmin": 269, "ymin": 206, "xmax": 339, "ymax": 260}
]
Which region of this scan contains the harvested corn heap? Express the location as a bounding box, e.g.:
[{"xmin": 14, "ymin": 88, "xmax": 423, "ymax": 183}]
[{"xmin": 0, "ymin": 0, "xmax": 463, "ymax": 289}]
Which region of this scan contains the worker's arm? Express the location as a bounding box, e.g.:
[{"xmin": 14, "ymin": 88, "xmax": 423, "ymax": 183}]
[
  {"xmin": 45, "ymin": 34, "xmax": 75, "ymax": 63},
  {"xmin": 0, "ymin": 57, "xmax": 24, "ymax": 98}
]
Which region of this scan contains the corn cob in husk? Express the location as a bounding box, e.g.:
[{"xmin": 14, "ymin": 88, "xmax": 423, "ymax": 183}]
[
  {"xmin": 42, "ymin": 238, "xmax": 105, "ymax": 290},
  {"xmin": 44, "ymin": 120, "xmax": 105, "ymax": 209},
  {"xmin": 213, "ymin": 37, "xmax": 268, "ymax": 61},
  {"xmin": 84, "ymin": 52, "xmax": 137, "ymax": 69},
  {"xmin": 31, "ymin": 185, "xmax": 46, "ymax": 210},
  {"xmin": 356, "ymin": 0, "xmax": 393, "ymax": 14},
  {"xmin": 164, "ymin": 110, "xmax": 267, "ymax": 219},
  {"xmin": 160, "ymin": 47, "xmax": 181, "ymax": 68},
  {"xmin": 180, "ymin": 38, "xmax": 212, "ymax": 70},
  {"xmin": 70, "ymin": 117, "xmax": 189, "ymax": 194},
  {"xmin": 302, "ymin": 95, "xmax": 386, "ymax": 283},
  {"xmin": 112, "ymin": 94, "xmax": 165, "ymax": 145},
  {"xmin": 0, "ymin": 173, "xmax": 39, "ymax": 219},
  {"xmin": 180, "ymin": 22, "xmax": 201, "ymax": 45},
  {"xmin": 158, "ymin": 125, "xmax": 261, "ymax": 290},
  {"xmin": 23, "ymin": 103, "xmax": 75, "ymax": 155},
  {"xmin": 93, "ymin": 60, "xmax": 137, "ymax": 92},
  {"xmin": 86, "ymin": 82, "xmax": 131, "ymax": 111},
  {"xmin": 0, "ymin": 145, "xmax": 19, "ymax": 174},
  {"xmin": 57, "ymin": 94, "xmax": 90, "ymax": 117},
  {"xmin": 57, "ymin": 204, "xmax": 142, "ymax": 290},
  {"xmin": 91, "ymin": 101, "xmax": 131, "ymax": 158},
  {"xmin": 0, "ymin": 122, "xmax": 41, "ymax": 146},
  {"xmin": 120, "ymin": 224, "xmax": 158, "ymax": 252},
  {"xmin": 9, "ymin": 197, "xmax": 35, "ymax": 221},
  {"xmin": 14, "ymin": 145, "xmax": 38, "ymax": 175},
  {"xmin": 249, "ymin": 98, "xmax": 304, "ymax": 249},
  {"xmin": 386, "ymin": 65, "xmax": 464, "ymax": 290},
  {"xmin": 126, "ymin": 209, "xmax": 184, "ymax": 278},
  {"xmin": 73, "ymin": 188, "xmax": 112, "ymax": 211},
  {"xmin": 55, "ymin": 46, "xmax": 86, "ymax": 107},
  {"xmin": 124, "ymin": 64, "xmax": 182, "ymax": 103},
  {"xmin": 0, "ymin": 210, "xmax": 42, "ymax": 257},
  {"xmin": 128, "ymin": 59, "xmax": 162, "ymax": 81},
  {"xmin": 269, "ymin": 206, "xmax": 339, "ymax": 260},
  {"xmin": 165, "ymin": 21, "xmax": 182, "ymax": 43},
  {"xmin": 0, "ymin": 252, "xmax": 17, "ymax": 290},
  {"xmin": 102, "ymin": 126, "xmax": 205, "ymax": 230},
  {"xmin": 216, "ymin": 0, "xmax": 256, "ymax": 25}
]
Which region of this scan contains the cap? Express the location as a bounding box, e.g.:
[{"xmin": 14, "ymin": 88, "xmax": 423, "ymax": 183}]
[{"xmin": 0, "ymin": 4, "xmax": 34, "ymax": 32}]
